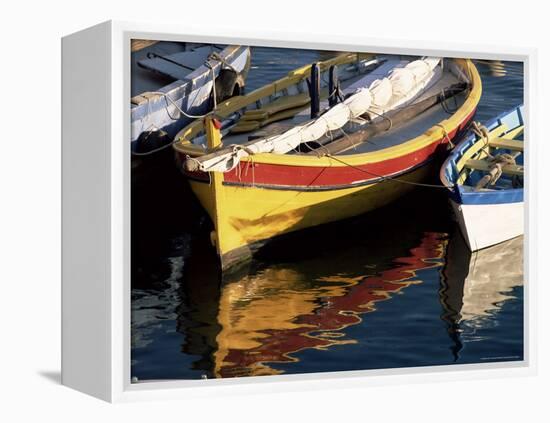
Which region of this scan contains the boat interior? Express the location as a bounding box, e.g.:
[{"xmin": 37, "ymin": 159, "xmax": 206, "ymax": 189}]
[
  {"xmin": 131, "ymin": 41, "xmax": 224, "ymax": 98},
  {"xmin": 188, "ymin": 55, "xmax": 472, "ymax": 156},
  {"xmin": 454, "ymin": 109, "xmax": 524, "ymax": 191}
]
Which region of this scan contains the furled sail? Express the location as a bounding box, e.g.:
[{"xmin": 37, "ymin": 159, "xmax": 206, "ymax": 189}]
[{"xmin": 197, "ymin": 57, "xmax": 442, "ymax": 172}]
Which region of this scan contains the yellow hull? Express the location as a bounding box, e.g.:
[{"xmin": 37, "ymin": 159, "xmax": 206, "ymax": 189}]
[{"xmin": 189, "ymin": 161, "xmax": 437, "ymax": 269}]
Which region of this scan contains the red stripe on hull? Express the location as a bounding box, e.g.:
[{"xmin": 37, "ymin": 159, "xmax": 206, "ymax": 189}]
[{"xmin": 179, "ymin": 110, "xmax": 475, "ymax": 188}]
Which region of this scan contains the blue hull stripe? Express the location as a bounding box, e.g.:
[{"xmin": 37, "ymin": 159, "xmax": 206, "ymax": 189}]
[{"xmin": 453, "ymin": 186, "xmax": 523, "ymax": 205}]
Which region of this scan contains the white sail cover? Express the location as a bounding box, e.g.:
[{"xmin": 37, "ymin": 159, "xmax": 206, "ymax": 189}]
[{"xmin": 197, "ymin": 57, "xmax": 442, "ymax": 172}]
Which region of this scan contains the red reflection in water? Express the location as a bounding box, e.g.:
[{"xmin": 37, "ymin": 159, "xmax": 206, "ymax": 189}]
[{"xmin": 217, "ymin": 232, "xmax": 445, "ymax": 377}]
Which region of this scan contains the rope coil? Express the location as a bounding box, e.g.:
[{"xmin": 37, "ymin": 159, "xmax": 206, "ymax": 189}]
[{"xmin": 470, "ymin": 121, "xmax": 520, "ymax": 190}]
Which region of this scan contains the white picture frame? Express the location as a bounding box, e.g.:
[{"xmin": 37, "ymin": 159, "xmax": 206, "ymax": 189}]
[{"xmin": 61, "ymin": 20, "xmax": 537, "ymax": 403}]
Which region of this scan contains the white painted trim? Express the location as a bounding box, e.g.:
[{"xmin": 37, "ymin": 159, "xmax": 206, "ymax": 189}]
[{"xmin": 61, "ymin": 19, "xmax": 538, "ymax": 403}]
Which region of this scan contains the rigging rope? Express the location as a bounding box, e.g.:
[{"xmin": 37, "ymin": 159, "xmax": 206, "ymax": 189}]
[
  {"xmin": 326, "ymin": 154, "xmax": 452, "ymax": 189},
  {"xmin": 145, "ymin": 51, "xmax": 231, "ymax": 120}
]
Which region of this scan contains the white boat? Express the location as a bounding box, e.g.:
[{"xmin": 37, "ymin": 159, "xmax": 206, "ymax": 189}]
[{"xmin": 440, "ymin": 105, "xmax": 524, "ymax": 251}]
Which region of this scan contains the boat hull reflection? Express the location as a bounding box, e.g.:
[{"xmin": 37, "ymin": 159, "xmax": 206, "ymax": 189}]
[
  {"xmin": 440, "ymin": 232, "xmax": 523, "ymax": 360},
  {"xmin": 214, "ymin": 231, "xmax": 445, "ymax": 377}
]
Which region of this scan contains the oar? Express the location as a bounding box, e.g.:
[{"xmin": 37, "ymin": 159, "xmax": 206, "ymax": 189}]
[{"xmin": 304, "ymin": 83, "xmax": 468, "ymax": 156}]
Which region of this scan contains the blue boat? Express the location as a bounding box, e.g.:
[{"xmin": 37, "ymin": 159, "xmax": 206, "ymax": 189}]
[
  {"xmin": 440, "ymin": 105, "xmax": 524, "ymax": 251},
  {"xmin": 131, "ymin": 42, "xmax": 250, "ymax": 158}
]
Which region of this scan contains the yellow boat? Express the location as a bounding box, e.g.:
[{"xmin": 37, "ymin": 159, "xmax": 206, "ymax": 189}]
[{"xmin": 173, "ymin": 53, "xmax": 482, "ymax": 270}]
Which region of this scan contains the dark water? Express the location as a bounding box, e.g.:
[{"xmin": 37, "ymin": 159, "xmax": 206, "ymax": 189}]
[{"xmin": 131, "ymin": 48, "xmax": 524, "ymax": 381}]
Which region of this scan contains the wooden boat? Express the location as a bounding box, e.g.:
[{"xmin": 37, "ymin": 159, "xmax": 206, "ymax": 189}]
[
  {"xmin": 440, "ymin": 105, "xmax": 524, "ymax": 251},
  {"xmin": 131, "ymin": 42, "xmax": 250, "ymax": 157},
  {"xmin": 173, "ymin": 53, "xmax": 482, "ymax": 269}
]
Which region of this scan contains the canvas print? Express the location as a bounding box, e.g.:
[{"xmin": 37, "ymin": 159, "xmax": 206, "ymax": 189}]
[{"xmin": 130, "ymin": 40, "xmax": 524, "ymax": 381}]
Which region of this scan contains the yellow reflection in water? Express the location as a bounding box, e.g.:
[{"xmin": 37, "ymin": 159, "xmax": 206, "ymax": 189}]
[{"xmin": 213, "ymin": 232, "xmax": 446, "ymax": 378}]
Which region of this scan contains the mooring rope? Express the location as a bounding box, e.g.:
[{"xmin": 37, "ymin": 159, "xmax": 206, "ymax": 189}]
[
  {"xmin": 471, "ymin": 121, "xmax": 494, "ymax": 158},
  {"xmin": 146, "ymin": 51, "xmax": 229, "ymax": 121},
  {"xmin": 326, "ymin": 154, "xmax": 452, "ymax": 189},
  {"xmin": 434, "ymin": 123, "xmax": 454, "ymax": 148}
]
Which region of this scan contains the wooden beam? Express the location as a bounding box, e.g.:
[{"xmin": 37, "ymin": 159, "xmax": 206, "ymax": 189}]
[
  {"xmin": 455, "ymin": 123, "xmax": 508, "ymax": 174},
  {"xmin": 131, "ymin": 39, "xmax": 159, "ymax": 52},
  {"xmin": 505, "ymin": 125, "xmax": 524, "ymax": 139},
  {"xmin": 465, "ymin": 159, "xmax": 524, "ymax": 176},
  {"xmin": 488, "ymin": 138, "xmax": 524, "ymax": 151}
]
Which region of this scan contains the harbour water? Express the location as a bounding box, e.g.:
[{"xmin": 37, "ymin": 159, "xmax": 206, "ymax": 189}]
[{"xmin": 131, "ymin": 48, "xmax": 524, "ymax": 380}]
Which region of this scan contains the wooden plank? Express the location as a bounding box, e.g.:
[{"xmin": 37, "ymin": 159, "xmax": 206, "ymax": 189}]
[
  {"xmin": 505, "ymin": 125, "xmax": 524, "ymax": 139},
  {"xmin": 488, "ymin": 138, "xmax": 524, "ymax": 151},
  {"xmin": 465, "ymin": 159, "xmax": 524, "ymax": 176},
  {"xmin": 456, "ymin": 123, "xmax": 508, "ymax": 173},
  {"xmin": 131, "ymin": 39, "xmax": 159, "ymax": 52},
  {"xmin": 248, "ymin": 92, "xmax": 311, "ymax": 117},
  {"xmin": 230, "ymin": 105, "xmax": 309, "ymax": 134}
]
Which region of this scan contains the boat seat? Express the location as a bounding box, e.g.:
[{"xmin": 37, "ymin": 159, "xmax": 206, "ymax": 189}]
[
  {"xmin": 231, "ymin": 105, "xmax": 308, "ymax": 134},
  {"xmin": 488, "ymin": 138, "xmax": 524, "ymax": 151},
  {"xmin": 465, "ymin": 159, "xmax": 524, "ymax": 176},
  {"xmin": 241, "ymin": 92, "xmax": 312, "ymax": 121},
  {"xmin": 230, "ymin": 92, "xmax": 319, "ymax": 133}
]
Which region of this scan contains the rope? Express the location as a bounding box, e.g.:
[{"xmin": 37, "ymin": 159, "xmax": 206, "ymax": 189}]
[
  {"xmin": 146, "ymin": 51, "xmax": 229, "ymax": 121},
  {"xmin": 184, "ymin": 155, "xmax": 204, "ymax": 171},
  {"xmin": 367, "ymin": 109, "xmax": 393, "ymax": 131},
  {"xmin": 208, "ymin": 52, "xmax": 238, "ymax": 73},
  {"xmin": 434, "ymin": 124, "xmax": 454, "ymax": 148},
  {"xmin": 227, "ymin": 143, "xmax": 256, "ymax": 155},
  {"xmin": 474, "ymin": 153, "xmax": 518, "ymax": 190},
  {"xmin": 470, "ymin": 121, "xmax": 493, "ymax": 158},
  {"xmin": 132, "ymin": 140, "xmax": 175, "ymax": 156},
  {"xmin": 469, "ymin": 121, "xmax": 521, "ymax": 190},
  {"xmin": 326, "ymin": 154, "xmax": 452, "ymax": 189},
  {"xmin": 439, "ymin": 88, "xmax": 459, "ymax": 114},
  {"xmin": 134, "ymin": 53, "xmax": 232, "ymax": 157},
  {"xmin": 147, "ymin": 89, "xmax": 212, "ymax": 120}
]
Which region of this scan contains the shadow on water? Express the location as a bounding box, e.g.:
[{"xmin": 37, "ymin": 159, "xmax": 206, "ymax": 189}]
[{"xmin": 131, "ymin": 149, "xmax": 208, "ymax": 290}]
